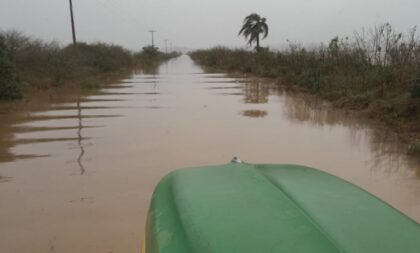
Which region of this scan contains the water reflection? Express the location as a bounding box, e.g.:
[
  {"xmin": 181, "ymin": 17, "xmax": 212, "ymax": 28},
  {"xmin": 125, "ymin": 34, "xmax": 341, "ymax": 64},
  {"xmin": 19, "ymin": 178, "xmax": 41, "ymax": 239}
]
[
  {"xmin": 77, "ymin": 97, "xmax": 85, "ymax": 175},
  {"xmin": 281, "ymin": 89, "xmax": 420, "ymax": 175},
  {"xmin": 241, "ymin": 110, "xmax": 268, "ymax": 118},
  {"xmin": 0, "ymin": 175, "xmax": 11, "ymax": 183},
  {"xmin": 243, "ymin": 81, "xmax": 269, "ymax": 104},
  {"xmin": 0, "ymin": 129, "xmax": 14, "ymax": 163},
  {"xmin": 20, "ymin": 114, "xmax": 122, "ymax": 121},
  {"xmin": 0, "ymin": 90, "xmax": 122, "ymax": 164},
  {"xmin": 219, "ymin": 92, "xmax": 243, "ymax": 96},
  {"xmin": 141, "ymin": 64, "xmax": 159, "ymax": 76},
  {"xmin": 367, "ymin": 129, "xmax": 420, "ymax": 177},
  {"xmin": 282, "ymin": 92, "xmax": 341, "ymax": 126},
  {"xmin": 206, "ymin": 86, "xmax": 242, "ymax": 90},
  {"xmin": 79, "ymin": 98, "xmax": 126, "ymax": 103},
  {"xmin": 10, "ymin": 137, "xmax": 91, "ymax": 145},
  {"xmin": 0, "ymin": 56, "xmax": 420, "ymax": 253},
  {"xmin": 136, "ymin": 67, "xmax": 159, "ymax": 89},
  {"xmin": 204, "ymin": 72, "xmax": 420, "ymax": 178},
  {"xmin": 103, "ymin": 85, "xmax": 134, "ymax": 89}
]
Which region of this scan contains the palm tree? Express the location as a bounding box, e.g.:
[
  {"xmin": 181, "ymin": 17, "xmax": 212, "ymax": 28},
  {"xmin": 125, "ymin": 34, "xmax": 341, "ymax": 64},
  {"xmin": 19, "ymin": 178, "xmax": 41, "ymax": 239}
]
[{"xmin": 238, "ymin": 13, "xmax": 269, "ymax": 52}]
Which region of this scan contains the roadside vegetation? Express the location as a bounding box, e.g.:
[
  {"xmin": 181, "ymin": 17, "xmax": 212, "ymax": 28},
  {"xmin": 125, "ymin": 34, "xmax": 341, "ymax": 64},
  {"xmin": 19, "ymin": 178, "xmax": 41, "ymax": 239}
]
[
  {"xmin": 0, "ymin": 34, "xmax": 21, "ymax": 100},
  {"xmin": 134, "ymin": 45, "xmax": 180, "ymax": 72},
  {"xmin": 190, "ymin": 23, "xmax": 420, "ymax": 148},
  {"xmin": 0, "ymin": 31, "xmax": 180, "ymax": 100}
]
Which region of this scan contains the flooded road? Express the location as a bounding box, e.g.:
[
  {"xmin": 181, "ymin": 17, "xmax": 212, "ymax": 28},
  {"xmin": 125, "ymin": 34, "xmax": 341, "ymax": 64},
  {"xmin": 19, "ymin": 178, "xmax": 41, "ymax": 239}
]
[{"xmin": 1, "ymin": 55, "xmax": 419, "ymax": 253}]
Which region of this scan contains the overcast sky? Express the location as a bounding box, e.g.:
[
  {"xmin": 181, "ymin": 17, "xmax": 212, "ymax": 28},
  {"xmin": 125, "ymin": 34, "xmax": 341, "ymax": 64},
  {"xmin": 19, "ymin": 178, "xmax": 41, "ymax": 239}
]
[{"xmin": 0, "ymin": 0, "xmax": 419, "ymax": 51}]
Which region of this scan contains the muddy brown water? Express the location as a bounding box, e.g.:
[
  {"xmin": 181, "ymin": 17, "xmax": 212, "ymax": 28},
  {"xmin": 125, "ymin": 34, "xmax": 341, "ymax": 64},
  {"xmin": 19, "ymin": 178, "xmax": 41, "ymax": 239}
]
[{"xmin": 0, "ymin": 55, "xmax": 419, "ymax": 253}]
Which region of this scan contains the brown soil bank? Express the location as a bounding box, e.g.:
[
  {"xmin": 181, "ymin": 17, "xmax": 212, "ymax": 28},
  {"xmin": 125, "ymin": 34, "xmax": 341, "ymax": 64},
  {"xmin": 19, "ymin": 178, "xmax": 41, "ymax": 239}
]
[{"xmin": 190, "ymin": 24, "xmax": 420, "ymax": 155}]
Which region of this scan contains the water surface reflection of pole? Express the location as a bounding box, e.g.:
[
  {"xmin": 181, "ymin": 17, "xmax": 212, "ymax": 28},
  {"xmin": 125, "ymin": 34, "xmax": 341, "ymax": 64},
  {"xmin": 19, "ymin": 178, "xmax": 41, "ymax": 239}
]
[{"xmin": 77, "ymin": 97, "xmax": 85, "ymax": 175}]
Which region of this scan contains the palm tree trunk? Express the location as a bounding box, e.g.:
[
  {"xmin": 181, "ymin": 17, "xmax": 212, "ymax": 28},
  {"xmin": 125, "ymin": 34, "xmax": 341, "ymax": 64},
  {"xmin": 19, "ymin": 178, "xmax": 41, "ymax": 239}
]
[{"xmin": 256, "ymin": 35, "xmax": 260, "ymax": 52}]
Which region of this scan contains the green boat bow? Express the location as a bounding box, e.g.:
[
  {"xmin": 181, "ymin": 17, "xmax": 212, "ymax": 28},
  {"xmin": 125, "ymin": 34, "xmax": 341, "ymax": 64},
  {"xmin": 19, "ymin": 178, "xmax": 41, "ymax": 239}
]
[{"xmin": 145, "ymin": 163, "xmax": 420, "ymax": 253}]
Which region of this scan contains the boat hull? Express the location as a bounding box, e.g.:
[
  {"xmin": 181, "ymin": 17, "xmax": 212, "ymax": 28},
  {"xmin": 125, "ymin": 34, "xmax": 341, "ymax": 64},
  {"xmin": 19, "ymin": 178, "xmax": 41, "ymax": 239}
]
[{"xmin": 144, "ymin": 163, "xmax": 420, "ymax": 253}]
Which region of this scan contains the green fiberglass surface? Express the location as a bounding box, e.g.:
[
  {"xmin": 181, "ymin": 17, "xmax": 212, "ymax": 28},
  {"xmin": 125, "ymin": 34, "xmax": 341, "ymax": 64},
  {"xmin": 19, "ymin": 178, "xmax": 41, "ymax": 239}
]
[{"xmin": 146, "ymin": 163, "xmax": 420, "ymax": 253}]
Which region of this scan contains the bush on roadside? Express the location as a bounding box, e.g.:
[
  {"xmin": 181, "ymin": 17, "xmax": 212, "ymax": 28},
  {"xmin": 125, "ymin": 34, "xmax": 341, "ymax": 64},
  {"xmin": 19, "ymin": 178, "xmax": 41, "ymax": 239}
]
[
  {"xmin": 80, "ymin": 80, "xmax": 101, "ymax": 91},
  {"xmin": 0, "ymin": 34, "xmax": 22, "ymax": 100},
  {"xmin": 410, "ymin": 80, "xmax": 420, "ymax": 98},
  {"xmin": 190, "ymin": 24, "xmax": 420, "ymax": 122},
  {"xmin": 134, "ymin": 46, "xmax": 181, "ymax": 69},
  {"xmin": 0, "ymin": 30, "xmax": 181, "ymax": 100}
]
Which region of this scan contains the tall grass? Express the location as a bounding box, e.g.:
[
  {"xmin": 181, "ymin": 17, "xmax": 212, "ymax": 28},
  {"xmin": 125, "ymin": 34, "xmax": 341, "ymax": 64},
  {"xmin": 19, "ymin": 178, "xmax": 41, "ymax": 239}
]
[
  {"xmin": 0, "ymin": 31, "xmax": 179, "ymax": 99},
  {"xmin": 190, "ymin": 24, "xmax": 420, "ymax": 130}
]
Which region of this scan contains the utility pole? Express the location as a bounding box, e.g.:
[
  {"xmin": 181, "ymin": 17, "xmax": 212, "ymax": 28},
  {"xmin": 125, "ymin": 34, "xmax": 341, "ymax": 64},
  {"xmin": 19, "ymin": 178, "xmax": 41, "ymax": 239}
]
[
  {"xmin": 164, "ymin": 39, "xmax": 168, "ymax": 54},
  {"xmin": 68, "ymin": 0, "xmax": 77, "ymax": 46},
  {"xmin": 149, "ymin": 30, "xmax": 156, "ymax": 48}
]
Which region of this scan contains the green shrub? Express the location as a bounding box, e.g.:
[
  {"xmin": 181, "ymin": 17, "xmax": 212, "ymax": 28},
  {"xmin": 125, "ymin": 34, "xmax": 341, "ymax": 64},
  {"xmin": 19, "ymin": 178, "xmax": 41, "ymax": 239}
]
[
  {"xmin": 134, "ymin": 46, "xmax": 180, "ymax": 68},
  {"xmin": 0, "ymin": 35, "xmax": 22, "ymax": 100},
  {"xmin": 80, "ymin": 80, "xmax": 100, "ymax": 90},
  {"xmin": 190, "ymin": 24, "xmax": 420, "ymax": 111},
  {"xmin": 0, "ymin": 30, "xmax": 180, "ymax": 100},
  {"xmin": 410, "ymin": 80, "xmax": 420, "ymax": 98},
  {"xmin": 71, "ymin": 42, "xmax": 133, "ymax": 73}
]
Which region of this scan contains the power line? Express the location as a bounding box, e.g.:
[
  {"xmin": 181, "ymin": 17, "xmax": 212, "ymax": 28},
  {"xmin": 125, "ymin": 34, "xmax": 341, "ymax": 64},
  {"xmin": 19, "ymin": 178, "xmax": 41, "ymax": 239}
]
[
  {"xmin": 74, "ymin": 0, "xmax": 175, "ymax": 50},
  {"xmin": 97, "ymin": 0, "xmax": 175, "ymax": 49}
]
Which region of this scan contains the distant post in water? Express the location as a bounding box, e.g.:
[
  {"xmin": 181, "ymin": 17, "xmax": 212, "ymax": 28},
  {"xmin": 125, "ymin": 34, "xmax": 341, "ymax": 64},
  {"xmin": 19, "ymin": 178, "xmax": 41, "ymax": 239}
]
[
  {"xmin": 164, "ymin": 39, "xmax": 168, "ymax": 54},
  {"xmin": 68, "ymin": 0, "xmax": 77, "ymax": 46}
]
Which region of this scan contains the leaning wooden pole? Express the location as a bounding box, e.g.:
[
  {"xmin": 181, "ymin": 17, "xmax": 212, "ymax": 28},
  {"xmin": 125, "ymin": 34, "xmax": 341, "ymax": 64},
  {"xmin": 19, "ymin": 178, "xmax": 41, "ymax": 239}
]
[{"xmin": 69, "ymin": 0, "xmax": 77, "ymax": 46}]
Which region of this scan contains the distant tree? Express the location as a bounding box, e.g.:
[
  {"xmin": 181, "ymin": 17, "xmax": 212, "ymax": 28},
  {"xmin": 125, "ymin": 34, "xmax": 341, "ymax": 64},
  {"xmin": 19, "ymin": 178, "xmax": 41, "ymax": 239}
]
[
  {"xmin": 142, "ymin": 45, "xmax": 159, "ymax": 57},
  {"xmin": 238, "ymin": 13, "xmax": 269, "ymax": 52}
]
